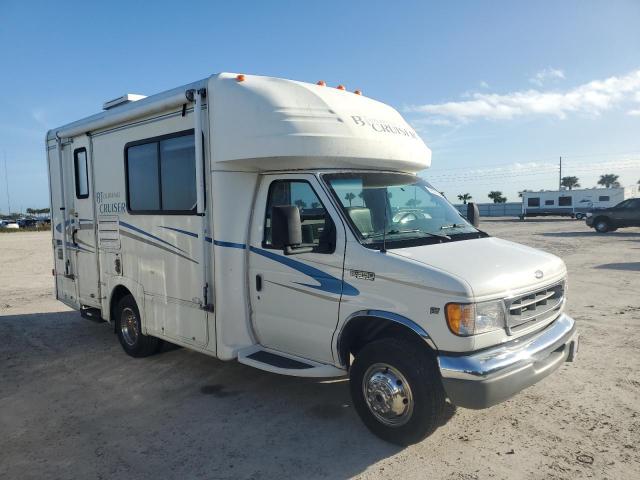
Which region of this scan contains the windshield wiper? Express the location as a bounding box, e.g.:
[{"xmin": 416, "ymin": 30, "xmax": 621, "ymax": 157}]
[
  {"xmin": 440, "ymin": 223, "xmax": 465, "ymax": 230},
  {"xmin": 367, "ymin": 229, "xmax": 451, "ymax": 241}
]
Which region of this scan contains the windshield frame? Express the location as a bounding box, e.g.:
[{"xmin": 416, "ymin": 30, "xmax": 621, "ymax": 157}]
[{"xmin": 320, "ymin": 170, "xmax": 486, "ymax": 250}]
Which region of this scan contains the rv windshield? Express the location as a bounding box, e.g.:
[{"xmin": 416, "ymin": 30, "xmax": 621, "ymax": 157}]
[{"xmin": 323, "ymin": 172, "xmax": 485, "ymax": 249}]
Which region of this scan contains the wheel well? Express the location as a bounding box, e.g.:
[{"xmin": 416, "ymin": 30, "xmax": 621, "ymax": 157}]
[
  {"xmin": 593, "ymin": 215, "xmax": 609, "ymax": 224},
  {"xmin": 109, "ymin": 285, "xmax": 132, "ymax": 329},
  {"xmin": 338, "ymin": 316, "xmax": 432, "ymax": 368}
]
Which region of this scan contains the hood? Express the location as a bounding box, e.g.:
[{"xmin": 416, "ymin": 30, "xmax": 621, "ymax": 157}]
[{"xmin": 390, "ymin": 237, "xmax": 566, "ymax": 299}]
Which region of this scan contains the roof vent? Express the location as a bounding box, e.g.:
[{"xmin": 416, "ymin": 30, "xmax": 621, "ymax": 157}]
[{"xmin": 102, "ymin": 94, "xmax": 147, "ymax": 111}]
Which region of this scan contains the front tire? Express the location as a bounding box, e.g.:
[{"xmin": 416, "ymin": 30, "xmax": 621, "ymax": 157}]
[
  {"xmin": 594, "ymin": 218, "xmax": 611, "ymax": 233},
  {"xmin": 350, "ymin": 338, "xmax": 446, "ymax": 445},
  {"xmin": 115, "ymin": 294, "xmax": 161, "ymax": 357}
]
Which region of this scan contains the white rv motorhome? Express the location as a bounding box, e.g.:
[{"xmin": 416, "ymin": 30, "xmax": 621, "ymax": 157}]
[
  {"xmin": 47, "ymin": 73, "xmax": 578, "ymax": 445},
  {"xmin": 521, "ymin": 186, "xmax": 639, "ymax": 220}
]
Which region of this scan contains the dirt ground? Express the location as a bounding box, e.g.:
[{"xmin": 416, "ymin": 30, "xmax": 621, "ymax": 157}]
[{"xmin": 1, "ymin": 219, "xmax": 639, "ymax": 480}]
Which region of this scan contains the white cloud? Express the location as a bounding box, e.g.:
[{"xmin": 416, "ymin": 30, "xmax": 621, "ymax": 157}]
[
  {"xmin": 628, "ymin": 109, "xmax": 640, "ymax": 116},
  {"xmin": 529, "ymin": 67, "xmax": 565, "ymax": 86},
  {"xmin": 479, "ymin": 80, "xmax": 490, "ymax": 89},
  {"xmin": 408, "ymin": 69, "xmax": 640, "ymax": 123}
]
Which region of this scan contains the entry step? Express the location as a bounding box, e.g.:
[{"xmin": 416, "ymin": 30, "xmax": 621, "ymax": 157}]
[{"xmin": 237, "ymin": 346, "xmax": 346, "ymax": 378}]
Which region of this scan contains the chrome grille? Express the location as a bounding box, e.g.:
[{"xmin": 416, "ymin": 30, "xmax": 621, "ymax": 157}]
[{"xmin": 505, "ymin": 281, "xmax": 565, "ymax": 334}]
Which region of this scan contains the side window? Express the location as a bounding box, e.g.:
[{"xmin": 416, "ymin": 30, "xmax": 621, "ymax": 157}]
[
  {"xmin": 598, "ymin": 195, "xmax": 610, "ymax": 202},
  {"xmin": 74, "ymin": 148, "xmax": 89, "ymax": 199},
  {"xmin": 527, "ymin": 197, "xmax": 540, "ymax": 207},
  {"xmin": 545, "ymin": 200, "xmax": 554, "ymax": 206},
  {"xmin": 263, "ymin": 180, "xmax": 335, "ymax": 253},
  {"xmin": 558, "ymin": 196, "xmax": 572, "ymax": 206},
  {"xmin": 125, "ymin": 131, "xmax": 196, "ymax": 213}
]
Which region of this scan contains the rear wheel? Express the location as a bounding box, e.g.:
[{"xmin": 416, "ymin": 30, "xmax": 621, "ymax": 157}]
[
  {"xmin": 350, "ymin": 338, "xmax": 446, "ymax": 445},
  {"xmin": 594, "ymin": 218, "xmax": 611, "ymax": 233},
  {"xmin": 116, "ymin": 294, "xmax": 161, "ymax": 357},
  {"xmin": 575, "ymin": 213, "xmax": 584, "ymax": 220}
]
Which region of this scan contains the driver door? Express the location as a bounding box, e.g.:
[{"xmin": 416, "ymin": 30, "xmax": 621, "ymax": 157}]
[{"xmin": 248, "ymin": 174, "xmax": 347, "ymax": 364}]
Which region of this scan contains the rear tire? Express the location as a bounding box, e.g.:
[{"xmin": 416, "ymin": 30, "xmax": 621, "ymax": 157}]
[
  {"xmin": 350, "ymin": 338, "xmax": 446, "ymax": 445},
  {"xmin": 115, "ymin": 294, "xmax": 161, "ymax": 357},
  {"xmin": 594, "ymin": 218, "xmax": 611, "ymax": 233}
]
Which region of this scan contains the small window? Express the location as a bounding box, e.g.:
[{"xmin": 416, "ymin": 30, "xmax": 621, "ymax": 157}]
[
  {"xmin": 263, "ymin": 180, "xmax": 335, "ymax": 253},
  {"xmin": 125, "ymin": 130, "xmax": 196, "ymax": 213},
  {"xmin": 527, "ymin": 197, "xmax": 540, "ymax": 207},
  {"xmin": 545, "ymin": 200, "xmax": 554, "ymax": 206},
  {"xmin": 598, "ymin": 195, "xmax": 610, "ymax": 202},
  {"xmin": 74, "ymin": 148, "xmax": 89, "ymax": 199},
  {"xmin": 558, "ymin": 196, "xmax": 572, "ymax": 206}
]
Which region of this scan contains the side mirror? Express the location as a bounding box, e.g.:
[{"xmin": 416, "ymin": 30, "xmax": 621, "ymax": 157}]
[
  {"xmin": 467, "ymin": 202, "xmax": 480, "ymax": 227},
  {"xmin": 271, "ymin": 205, "xmax": 313, "ymax": 255}
]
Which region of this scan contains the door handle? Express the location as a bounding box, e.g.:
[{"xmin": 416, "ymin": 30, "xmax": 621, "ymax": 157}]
[
  {"xmin": 71, "ymin": 228, "xmax": 78, "ymax": 246},
  {"xmin": 256, "ymin": 274, "xmax": 263, "ymax": 292}
]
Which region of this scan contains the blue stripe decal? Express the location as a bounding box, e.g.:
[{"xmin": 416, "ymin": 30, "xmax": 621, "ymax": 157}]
[
  {"xmin": 214, "ymin": 240, "xmax": 246, "ymax": 249},
  {"xmin": 248, "ymin": 246, "xmax": 359, "ymax": 296},
  {"xmin": 119, "ymin": 221, "xmax": 187, "ymax": 253},
  {"xmin": 159, "ymin": 226, "xmax": 199, "ymax": 238}
]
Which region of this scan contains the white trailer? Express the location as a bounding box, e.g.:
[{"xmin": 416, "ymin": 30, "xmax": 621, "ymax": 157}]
[
  {"xmin": 47, "ymin": 73, "xmax": 578, "ymax": 445},
  {"xmin": 521, "ymin": 186, "xmax": 639, "ymax": 220}
]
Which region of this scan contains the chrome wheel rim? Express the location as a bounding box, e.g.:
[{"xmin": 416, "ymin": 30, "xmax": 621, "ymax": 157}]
[
  {"xmin": 362, "ymin": 363, "xmax": 414, "ymax": 427},
  {"xmin": 120, "ymin": 307, "xmax": 139, "ymax": 346},
  {"xmin": 596, "ymin": 221, "xmax": 607, "ymax": 231}
]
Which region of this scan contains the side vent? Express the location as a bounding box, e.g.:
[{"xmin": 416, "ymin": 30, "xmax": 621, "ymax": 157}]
[{"xmin": 98, "ymin": 215, "xmax": 120, "ymax": 249}]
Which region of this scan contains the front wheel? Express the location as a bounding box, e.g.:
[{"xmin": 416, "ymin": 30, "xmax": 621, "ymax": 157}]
[
  {"xmin": 350, "ymin": 338, "xmax": 446, "ymax": 445},
  {"xmin": 116, "ymin": 294, "xmax": 161, "ymax": 357},
  {"xmin": 594, "ymin": 218, "xmax": 611, "ymax": 233}
]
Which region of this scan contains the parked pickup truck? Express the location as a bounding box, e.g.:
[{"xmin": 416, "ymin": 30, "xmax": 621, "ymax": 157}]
[
  {"xmin": 47, "ymin": 73, "xmax": 579, "ymax": 445},
  {"xmin": 586, "ymin": 198, "xmax": 640, "ymax": 232}
]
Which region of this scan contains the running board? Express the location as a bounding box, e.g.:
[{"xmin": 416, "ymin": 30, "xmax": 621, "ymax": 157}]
[{"xmin": 237, "ymin": 346, "xmax": 346, "ymax": 378}]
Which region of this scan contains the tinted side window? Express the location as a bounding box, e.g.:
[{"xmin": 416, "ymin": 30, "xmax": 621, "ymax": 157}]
[
  {"xmin": 264, "ymin": 180, "xmax": 335, "ymax": 253},
  {"xmin": 125, "ymin": 131, "xmax": 196, "ymax": 213},
  {"xmin": 598, "ymin": 195, "xmax": 610, "ymax": 202},
  {"xmin": 558, "ymin": 196, "xmax": 572, "ymax": 206},
  {"xmin": 127, "ymin": 143, "xmax": 160, "ymax": 211},
  {"xmin": 527, "ymin": 197, "xmax": 540, "ymax": 207},
  {"xmin": 74, "ymin": 148, "xmax": 89, "ymax": 199},
  {"xmin": 160, "ymin": 135, "xmax": 196, "ymax": 211}
]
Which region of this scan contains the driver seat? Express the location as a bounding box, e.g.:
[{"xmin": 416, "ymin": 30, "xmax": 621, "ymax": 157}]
[{"xmin": 347, "ymin": 207, "xmax": 374, "ymax": 234}]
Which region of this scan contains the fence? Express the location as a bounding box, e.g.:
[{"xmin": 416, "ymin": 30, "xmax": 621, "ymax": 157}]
[{"xmin": 453, "ymin": 202, "xmax": 522, "ymax": 217}]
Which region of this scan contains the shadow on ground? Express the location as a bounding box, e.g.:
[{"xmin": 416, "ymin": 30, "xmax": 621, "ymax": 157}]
[
  {"xmin": 594, "ymin": 262, "xmax": 640, "ymax": 272},
  {"xmin": 0, "ymin": 311, "xmax": 420, "ymax": 479},
  {"xmin": 540, "ymin": 231, "xmax": 640, "ymax": 238}
]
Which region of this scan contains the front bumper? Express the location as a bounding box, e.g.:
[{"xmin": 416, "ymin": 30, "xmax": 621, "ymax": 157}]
[{"xmin": 437, "ymin": 314, "xmax": 578, "ymax": 409}]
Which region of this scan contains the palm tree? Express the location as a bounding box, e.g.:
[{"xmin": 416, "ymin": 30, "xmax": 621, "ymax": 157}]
[
  {"xmin": 294, "ymin": 199, "xmax": 307, "ymax": 210},
  {"xmin": 344, "ymin": 192, "xmax": 356, "ymax": 206},
  {"xmin": 488, "ymin": 191, "xmax": 506, "ymax": 203},
  {"xmin": 457, "ymin": 193, "xmax": 472, "ymax": 204},
  {"xmin": 597, "ymin": 174, "xmax": 620, "ymax": 188},
  {"xmin": 561, "ymin": 176, "xmax": 580, "ymax": 190}
]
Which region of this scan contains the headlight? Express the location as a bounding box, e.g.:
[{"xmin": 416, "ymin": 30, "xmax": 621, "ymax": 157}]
[
  {"xmin": 445, "ymin": 300, "xmax": 506, "ymax": 336},
  {"xmin": 586, "ymin": 212, "xmax": 593, "ymax": 218}
]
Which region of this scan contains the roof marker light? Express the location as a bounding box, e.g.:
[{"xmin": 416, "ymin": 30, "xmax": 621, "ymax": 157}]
[
  {"xmin": 317, "ymin": 80, "xmax": 326, "ymax": 86},
  {"xmin": 354, "ymin": 90, "xmax": 362, "ymax": 95},
  {"xmin": 337, "ymin": 84, "xmax": 346, "ymax": 90},
  {"xmin": 236, "ymin": 74, "xmax": 246, "ymax": 82}
]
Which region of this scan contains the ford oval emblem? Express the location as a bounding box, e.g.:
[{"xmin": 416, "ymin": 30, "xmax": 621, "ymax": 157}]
[{"xmin": 535, "ymin": 270, "xmax": 544, "ymax": 279}]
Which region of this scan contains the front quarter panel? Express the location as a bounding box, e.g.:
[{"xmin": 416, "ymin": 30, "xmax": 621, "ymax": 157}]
[{"xmin": 334, "ymin": 239, "xmax": 475, "ymax": 358}]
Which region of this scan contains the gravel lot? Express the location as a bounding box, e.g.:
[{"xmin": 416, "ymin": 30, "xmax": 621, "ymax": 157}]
[{"xmin": 1, "ymin": 219, "xmax": 639, "ymax": 480}]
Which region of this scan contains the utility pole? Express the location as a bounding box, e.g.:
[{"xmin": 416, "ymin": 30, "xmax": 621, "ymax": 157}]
[
  {"xmin": 558, "ymin": 156, "xmax": 562, "ymax": 190},
  {"xmin": 3, "ymin": 151, "xmax": 10, "ymax": 214}
]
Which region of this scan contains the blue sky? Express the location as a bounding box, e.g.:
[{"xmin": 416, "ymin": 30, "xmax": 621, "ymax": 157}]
[{"xmin": 1, "ymin": 0, "xmax": 639, "ymax": 212}]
